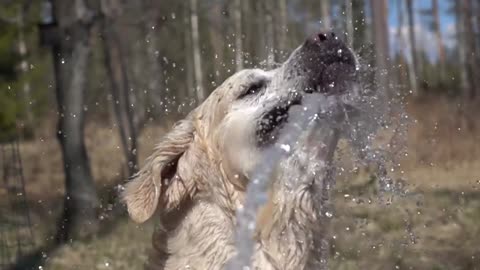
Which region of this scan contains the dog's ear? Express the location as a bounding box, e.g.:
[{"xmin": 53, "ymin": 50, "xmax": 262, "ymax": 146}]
[{"xmin": 123, "ymin": 119, "xmax": 195, "ymax": 223}]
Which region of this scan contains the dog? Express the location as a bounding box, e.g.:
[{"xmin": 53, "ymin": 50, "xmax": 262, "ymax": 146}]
[{"xmin": 123, "ymin": 31, "xmax": 358, "ymax": 270}]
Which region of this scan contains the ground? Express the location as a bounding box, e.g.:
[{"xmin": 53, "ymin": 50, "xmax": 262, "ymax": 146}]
[{"xmin": 3, "ymin": 96, "xmax": 480, "ymax": 270}]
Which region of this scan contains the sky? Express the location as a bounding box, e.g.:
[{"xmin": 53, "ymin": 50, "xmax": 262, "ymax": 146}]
[
  {"xmin": 388, "ymin": 0, "xmax": 456, "ymax": 61},
  {"xmin": 389, "ymin": 0, "xmax": 455, "ymax": 31}
]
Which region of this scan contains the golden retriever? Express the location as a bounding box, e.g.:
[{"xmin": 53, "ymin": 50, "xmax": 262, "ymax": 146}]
[{"xmin": 123, "ymin": 32, "xmax": 359, "ymax": 270}]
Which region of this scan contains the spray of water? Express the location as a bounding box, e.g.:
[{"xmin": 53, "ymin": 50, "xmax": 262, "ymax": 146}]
[
  {"xmin": 226, "ymin": 93, "xmax": 347, "ymax": 270},
  {"xmin": 227, "ymin": 50, "xmax": 410, "ymax": 270}
]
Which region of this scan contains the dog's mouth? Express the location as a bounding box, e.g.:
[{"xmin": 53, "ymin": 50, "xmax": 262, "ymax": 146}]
[{"xmin": 256, "ymin": 96, "xmax": 302, "ymax": 146}]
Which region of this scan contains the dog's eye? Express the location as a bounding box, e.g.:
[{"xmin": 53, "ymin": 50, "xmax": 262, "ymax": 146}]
[{"xmin": 238, "ymin": 81, "xmax": 266, "ymax": 99}]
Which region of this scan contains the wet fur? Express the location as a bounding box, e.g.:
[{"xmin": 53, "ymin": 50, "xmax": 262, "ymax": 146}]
[{"xmin": 123, "ymin": 38, "xmax": 353, "ymax": 268}]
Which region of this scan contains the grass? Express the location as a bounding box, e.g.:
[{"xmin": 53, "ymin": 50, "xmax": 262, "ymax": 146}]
[{"xmin": 3, "ymin": 96, "xmax": 480, "ymax": 269}]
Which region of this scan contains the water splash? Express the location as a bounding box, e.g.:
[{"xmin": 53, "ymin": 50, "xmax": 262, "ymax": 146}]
[{"xmin": 226, "ymin": 94, "xmax": 345, "ymax": 270}]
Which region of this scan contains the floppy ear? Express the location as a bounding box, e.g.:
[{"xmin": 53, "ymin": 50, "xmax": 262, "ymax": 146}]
[{"xmin": 122, "ymin": 119, "xmax": 195, "ymax": 223}]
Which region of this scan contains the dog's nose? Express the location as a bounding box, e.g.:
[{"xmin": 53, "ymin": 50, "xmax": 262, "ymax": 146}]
[
  {"xmin": 304, "ymin": 31, "xmax": 356, "ymax": 67},
  {"xmin": 278, "ymin": 31, "xmax": 358, "ymax": 96}
]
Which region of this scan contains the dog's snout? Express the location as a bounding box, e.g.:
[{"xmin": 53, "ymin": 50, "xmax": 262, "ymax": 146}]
[
  {"xmin": 308, "ymin": 31, "xmax": 335, "ymax": 44},
  {"xmin": 304, "ymin": 31, "xmax": 355, "ymax": 67},
  {"xmin": 275, "ymin": 30, "xmax": 359, "ymax": 97}
]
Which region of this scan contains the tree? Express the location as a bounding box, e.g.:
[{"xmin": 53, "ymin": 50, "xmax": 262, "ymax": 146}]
[
  {"xmin": 46, "ymin": 0, "xmax": 99, "ymax": 242},
  {"xmin": 344, "ymin": 0, "xmax": 354, "ymax": 47},
  {"xmin": 16, "ymin": 2, "xmax": 34, "ymax": 136},
  {"xmin": 190, "ymin": 0, "xmax": 205, "ymax": 102},
  {"xmin": 184, "ymin": 1, "xmax": 194, "ymax": 99},
  {"xmin": 370, "ymin": 0, "xmax": 391, "ymax": 95},
  {"xmin": 278, "ymin": 0, "xmax": 288, "ymax": 56},
  {"xmin": 320, "ymin": 0, "xmax": 331, "ymax": 29},
  {"xmin": 420, "ymin": 0, "xmax": 446, "ymax": 79},
  {"xmin": 395, "ymin": 0, "xmax": 416, "ymax": 94},
  {"xmin": 431, "ymin": 0, "xmax": 446, "ymax": 67},
  {"xmin": 264, "ymin": 0, "xmax": 275, "ymax": 68},
  {"xmin": 406, "ymin": 0, "xmax": 419, "ymax": 96},
  {"xmin": 234, "ymin": 0, "xmax": 243, "ymax": 71},
  {"xmin": 208, "ymin": 1, "xmax": 226, "ymax": 84},
  {"xmin": 100, "ymin": 0, "xmax": 138, "ymax": 177},
  {"xmin": 460, "ymin": 0, "xmax": 479, "ymax": 99},
  {"xmin": 352, "ymin": 0, "xmax": 368, "ymax": 51}
]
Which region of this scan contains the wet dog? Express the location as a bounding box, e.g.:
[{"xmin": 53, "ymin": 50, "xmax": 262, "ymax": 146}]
[{"xmin": 123, "ymin": 32, "xmax": 358, "ymax": 270}]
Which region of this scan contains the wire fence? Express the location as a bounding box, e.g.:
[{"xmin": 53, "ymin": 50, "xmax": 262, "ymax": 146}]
[{"xmin": 0, "ymin": 139, "xmax": 35, "ymax": 269}]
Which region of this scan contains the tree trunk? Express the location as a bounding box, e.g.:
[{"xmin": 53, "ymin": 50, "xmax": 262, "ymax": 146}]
[
  {"xmin": 396, "ymin": 0, "xmax": 408, "ymax": 89},
  {"xmin": 50, "ymin": 0, "xmax": 99, "ymax": 242},
  {"xmin": 184, "ymin": 2, "xmax": 194, "ymax": 101},
  {"xmin": 320, "ymin": 0, "xmax": 331, "ymax": 29},
  {"xmin": 255, "ymin": 1, "xmax": 267, "ymax": 64},
  {"xmin": 406, "ymin": 0, "xmax": 419, "ymax": 96},
  {"xmin": 264, "ymin": 0, "xmax": 275, "ymax": 68},
  {"xmin": 190, "ymin": 0, "xmax": 206, "ymax": 102},
  {"xmin": 370, "ymin": 0, "xmax": 391, "ymax": 95},
  {"xmin": 138, "ymin": 0, "xmax": 164, "ymax": 121},
  {"xmin": 208, "ymin": 2, "xmax": 225, "ymax": 85},
  {"xmin": 454, "ymin": 1, "xmax": 468, "ymax": 96},
  {"xmin": 461, "ymin": 0, "xmax": 479, "ymax": 99},
  {"xmin": 278, "ymin": 0, "xmax": 288, "ymax": 57},
  {"xmin": 344, "ymin": 0, "xmax": 354, "ymax": 47},
  {"xmin": 432, "ymin": 0, "xmax": 446, "ymax": 73},
  {"xmin": 234, "ymin": 0, "xmax": 243, "ymax": 71},
  {"xmin": 352, "ymin": 0, "xmax": 367, "ymax": 51},
  {"xmin": 17, "ymin": 5, "xmax": 34, "ymax": 137},
  {"xmin": 100, "ymin": 0, "xmax": 139, "ymax": 177}
]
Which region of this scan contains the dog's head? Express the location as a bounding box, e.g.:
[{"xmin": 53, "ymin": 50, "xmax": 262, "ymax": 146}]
[{"xmin": 123, "ymin": 32, "xmax": 359, "ymax": 223}]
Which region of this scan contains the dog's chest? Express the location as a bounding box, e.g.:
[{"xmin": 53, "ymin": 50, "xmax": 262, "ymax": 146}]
[{"xmin": 150, "ymin": 201, "xmax": 235, "ymax": 270}]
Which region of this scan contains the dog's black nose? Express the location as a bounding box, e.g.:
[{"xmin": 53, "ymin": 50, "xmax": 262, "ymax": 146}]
[
  {"xmin": 278, "ymin": 31, "xmax": 357, "ymax": 95},
  {"xmin": 304, "ymin": 31, "xmax": 355, "ymax": 67}
]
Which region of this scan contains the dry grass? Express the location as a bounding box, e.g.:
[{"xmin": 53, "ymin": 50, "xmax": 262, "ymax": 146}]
[
  {"xmin": 3, "ymin": 97, "xmax": 480, "ymax": 269},
  {"xmin": 47, "ymin": 220, "xmax": 154, "ymax": 270}
]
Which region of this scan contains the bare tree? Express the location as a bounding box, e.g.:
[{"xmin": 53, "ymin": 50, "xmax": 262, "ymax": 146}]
[
  {"xmin": 190, "ymin": 0, "xmax": 206, "ymax": 102},
  {"xmin": 406, "ymin": 0, "xmax": 419, "ymax": 96},
  {"xmin": 234, "ymin": 0, "xmax": 243, "ymax": 71},
  {"xmin": 320, "ymin": 0, "xmax": 331, "ymax": 29},
  {"xmin": 432, "ymin": 0, "xmax": 446, "ymax": 67},
  {"xmin": 278, "ymin": 0, "xmax": 288, "ymax": 56},
  {"xmin": 16, "ymin": 3, "xmax": 34, "ymax": 136},
  {"xmin": 138, "ymin": 0, "xmax": 164, "ymax": 119},
  {"xmin": 394, "ymin": 0, "xmax": 415, "ymax": 94},
  {"xmin": 370, "ymin": 0, "xmax": 391, "ymax": 95},
  {"xmin": 453, "ymin": 0, "xmax": 468, "ymax": 96},
  {"xmin": 460, "ymin": 0, "xmax": 479, "ymax": 99},
  {"xmin": 264, "ymin": 0, "xmax": 275, "ymax": 67},
  {"xmin": 100, "ymin": 0, "xmax": 138, "ymax": 177},
  {"xmin": 184, "ymin": 2, "xmax": 194, "ymax": 99},
  {"xmin": 208, "ymin": 1, "xmax": 225, "ymax": 84},
  {"xmin": 47, "ymin": 0, "xmax": 99, "ymax": 242},
  {"xmin": 344, "ymin": 0, "xmax": 354, "ymax": 47}
]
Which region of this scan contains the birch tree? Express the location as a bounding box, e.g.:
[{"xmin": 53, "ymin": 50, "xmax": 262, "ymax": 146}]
[
  {"xmin": 208, "ymin": 1, "xmax": 225, "ymax": 84},
  {"xmin": 406, "ymin": 0, "xmax": 419, "ymax": 96},
  {"xmin": 184, "ymin": 2, "xmax": 194, "ymax": 99},
  {"xmin": 264, "ymin": 0, "xmax": 275, "ymax": 68},
  {"xmin": 344, "ymin": 0, "xmax": 354, "ymax": 47},
  {"xmin": 234, "ymin": 0, "xmax": 243, "ymax": 71},
  {"xmin": 190, "ymin": 0, "xmax": 206, "ymax": 102},
  {"xmin": 432, "ymin": 0, "xmax": 446, "ymax": 67},
  {"xmin": 278, "ymin": 0, "xmax": 288, "ymax": 56},
  {"xmin": 370, "ymin": 0, "xmax": 390, "ymax": 95},
  {"xmin": 320, "ymin": 0, "xmax": 331, "ymax": 29}
]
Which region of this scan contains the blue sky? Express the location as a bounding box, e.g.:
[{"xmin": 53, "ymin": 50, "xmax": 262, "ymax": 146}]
[
  {"xmin": 388, "ymin": 0, "xmax": 456, "ymax": 60},
  {"xmin": 389, "ymin": 0, "xmax": 455, "ymax": 31}
]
